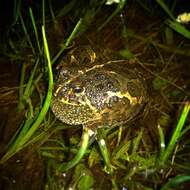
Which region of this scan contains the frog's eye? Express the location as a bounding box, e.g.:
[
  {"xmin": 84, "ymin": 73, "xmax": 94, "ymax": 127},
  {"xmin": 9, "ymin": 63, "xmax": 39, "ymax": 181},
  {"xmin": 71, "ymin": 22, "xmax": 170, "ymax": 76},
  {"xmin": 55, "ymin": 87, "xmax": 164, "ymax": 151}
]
[{"xmin": 73, "ymin": 85, "xmax": 83, "ymax": 93}]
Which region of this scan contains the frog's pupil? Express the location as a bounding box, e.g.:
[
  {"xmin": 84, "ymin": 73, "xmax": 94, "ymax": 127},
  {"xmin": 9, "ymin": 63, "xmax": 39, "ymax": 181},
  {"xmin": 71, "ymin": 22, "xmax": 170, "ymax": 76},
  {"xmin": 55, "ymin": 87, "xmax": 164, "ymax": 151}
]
[{"xmin": 74, "ymin": 86, "xmax": 82, "ymax": 93}]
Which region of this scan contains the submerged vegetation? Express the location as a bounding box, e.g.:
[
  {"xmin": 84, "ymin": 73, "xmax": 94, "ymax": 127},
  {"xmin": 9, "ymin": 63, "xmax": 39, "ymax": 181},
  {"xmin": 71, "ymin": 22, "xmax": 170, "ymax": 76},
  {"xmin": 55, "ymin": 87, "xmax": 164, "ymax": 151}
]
[{"xmin": 0, "ymin": 0, "xmax": 190, "ymax": 189}]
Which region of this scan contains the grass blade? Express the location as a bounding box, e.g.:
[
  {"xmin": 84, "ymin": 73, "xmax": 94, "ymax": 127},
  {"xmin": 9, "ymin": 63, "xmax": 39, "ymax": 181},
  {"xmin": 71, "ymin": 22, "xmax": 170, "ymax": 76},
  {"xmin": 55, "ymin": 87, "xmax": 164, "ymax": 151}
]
[
  {"xmin": 58, "ymin": 128, "xmax": 90, "ymax": 172},
  {"xmin": 29, "ymin": 7, "xmax": 41, "ymax": 53},
  {"xmin": 156, "ymin": 0, "xmax": 175, "ymax": 20},
  {"xmin": 20, "ymin": 14, "xmax": 35, "ymax": 55},
  {"xmin": 51, "ymin": 18, "xmax": 82, "ymax": 64},
  {"xmin": 160, "ymin": 175, "xmax": 190, "ymax": 190},
  {"xmin": 98, "ymin": 0, "xmax": 127, "ymax": 31},
  {"xmin": 0, "ymin": 25, "xmax": 53, "ymax": 163},
  {"xmin": 168, "ymin": 20, "xmax": 190, "ymax": 39},
  {"xmin": 160, "ymin": 102, "xmax": 190, "ymax": 164}
]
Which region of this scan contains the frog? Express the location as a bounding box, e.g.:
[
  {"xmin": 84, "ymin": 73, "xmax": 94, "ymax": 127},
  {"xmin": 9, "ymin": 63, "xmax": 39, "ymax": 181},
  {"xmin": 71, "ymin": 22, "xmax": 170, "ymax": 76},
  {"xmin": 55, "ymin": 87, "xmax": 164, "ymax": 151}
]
[
  {"xmin": 51, "ymin": 52, "xmax": 147, "ymax": 130},
  {"xmin": 50, "ymin": 46, "xmax": 147, "ymax": 173}
]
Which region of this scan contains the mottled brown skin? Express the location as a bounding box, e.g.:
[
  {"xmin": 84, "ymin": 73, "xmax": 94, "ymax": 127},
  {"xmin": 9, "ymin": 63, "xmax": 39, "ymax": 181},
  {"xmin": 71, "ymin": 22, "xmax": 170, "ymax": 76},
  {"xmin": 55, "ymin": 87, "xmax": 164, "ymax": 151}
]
[{"xmin": 51, "ymin": 59, "xmax": 147, "ymax": 129}]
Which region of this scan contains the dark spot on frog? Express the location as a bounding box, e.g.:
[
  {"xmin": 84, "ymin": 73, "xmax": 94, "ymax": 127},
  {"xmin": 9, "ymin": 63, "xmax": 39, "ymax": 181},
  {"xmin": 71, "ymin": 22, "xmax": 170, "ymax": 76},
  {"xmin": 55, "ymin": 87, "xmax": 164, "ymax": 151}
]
[
  {"xmin": 106, "ymin": 81, "xmax": 115, "ymax": 89},
  {"xmin": 95, "ymin": 84, "xmax": 104, "ymax": 91},
  {"xmin": 60, "ymin": 69, "xmax": 68, "ymax": 76},
  {"xmin": 106, "ymin": 96, "xmax": 119, "ymax": 108},
  {"xmin": 87, "ymin": 91, "xmax": 106, "ymax": 110},
  {"xmin": 58, "ymin": 69, "xmax": 70, "ymax": 82},
  {"xmin": 122, "ymin": 97, "xmax": 131, "ymax": 106},
  {"xmin": 95, "ymin": 73, "xmax": 106, "ymax": 80}
]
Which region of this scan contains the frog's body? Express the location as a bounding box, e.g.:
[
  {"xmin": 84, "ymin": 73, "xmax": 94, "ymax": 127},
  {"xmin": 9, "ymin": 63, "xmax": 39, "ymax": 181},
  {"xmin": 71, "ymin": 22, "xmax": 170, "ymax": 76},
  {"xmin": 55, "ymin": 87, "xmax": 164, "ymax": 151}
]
[{"xmin": 51, "ymin": 55, "xmax": 147, "ymax": 129}]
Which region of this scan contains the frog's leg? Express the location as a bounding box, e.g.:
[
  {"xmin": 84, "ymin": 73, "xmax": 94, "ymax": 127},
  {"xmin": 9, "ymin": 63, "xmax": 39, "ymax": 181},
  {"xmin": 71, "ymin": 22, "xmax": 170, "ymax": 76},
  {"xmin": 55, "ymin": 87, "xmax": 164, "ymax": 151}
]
[
  {"xmin": 58, "ymin": 127, "xmax": 91, "ymax": 172},
  {"xmin": 96, "ymin": 128, "xmax": 115, "ymax": 175}
]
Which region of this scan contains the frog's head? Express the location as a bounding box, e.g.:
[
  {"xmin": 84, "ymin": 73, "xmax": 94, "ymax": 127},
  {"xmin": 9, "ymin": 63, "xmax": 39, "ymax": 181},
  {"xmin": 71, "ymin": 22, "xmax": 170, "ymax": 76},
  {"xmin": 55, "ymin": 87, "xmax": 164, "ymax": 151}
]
[
  {"xmin": 51, "ymin": 65, "xmax": 119, "ymax": 125},
  {"xmin": 51, "ymin": 64, "xmax": 147, "ymax": 127}
]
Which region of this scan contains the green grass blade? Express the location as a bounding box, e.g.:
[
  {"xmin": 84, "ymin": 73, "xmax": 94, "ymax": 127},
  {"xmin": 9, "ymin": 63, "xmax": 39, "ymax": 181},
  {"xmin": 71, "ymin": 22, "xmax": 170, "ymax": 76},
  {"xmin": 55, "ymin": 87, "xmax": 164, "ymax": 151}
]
[
  {"xmin": 168, "ymin": 20, "xmax": 190, "ymax": 39},
  {"xmin": 51, "ymin": 18, "xmax": 82, "ymax": 64},
  {"xmin": 131, "ymin": 128, "xmax": 143, "ymax": 155},
  {"xmin": 160, "ymin": 102, "xmax": 190, "ymax": 164},
  {"xmin": 48, "ymin": 0, "xmax": 57, "ymax": 29},
  {"xmin": 179, "ymin": 124, "xmax": 190, "ymax": 138},
  {"xmin": 160, "ymin": 175, "xmax": 190, "ymax": 190},
  {"xmin": 98, "ymin": 0, "xmax": 127, "ymax": 31},
  {"xmin": 58, "ymin": 128, "xmax": 90, "ymax": 172},
  {"xmin": 170, "ymin": 0, "xmax": 177, "ymax": 13},
  {"xmin": 42, "ymin": 0, "xmax": 45, "ymax": 27},
  {"xmin": 17, "ymin": 59, "xmax": 39, "ymax": 111},
  {"xmin": 12, "ymin": 0, "xmax": 22, "ymax": 27},
  {"xmin": 156, "ymin": 0, "xmax": 175, "ymax": 20},
  {"xmin": 158, "ymin": 124, "xmax": 166, "ymax": 157},
  {"xmin": 20, "ymin": 14, "xmax": 35, "ymax": 55},
  {"xmin": 18, "ymin": 25, "xmax": 53, "ymax": 146},
  {"xmin": 0, "ymin": 115, "xmax": 36, "ymax": 163},
  {"xmin": 23, "ymin": 59, "xmax": 39, "ymax": 98},
  {"xmin": 57, "ymin": 0, "xmax": 77, "ymax": 18},
  {"xmin": 97, "ymin": 133, "xmax": 113, "ymax": 174},
  {"xmin": 0, "ymin": 25, "xmax": 53, "ymax": 163},
  {"xmin": 17, "ymin": 63, "xmax": 26, "ymax": 111},
  {"xmin": 136, "ymin": 0, "xmax": 153, "ymax": 14},
  {"xmin": 29, "ymin": 7, "xmax": 41, "ymax": 53}
]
